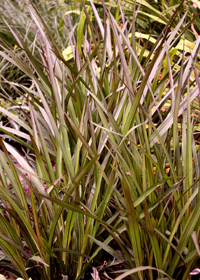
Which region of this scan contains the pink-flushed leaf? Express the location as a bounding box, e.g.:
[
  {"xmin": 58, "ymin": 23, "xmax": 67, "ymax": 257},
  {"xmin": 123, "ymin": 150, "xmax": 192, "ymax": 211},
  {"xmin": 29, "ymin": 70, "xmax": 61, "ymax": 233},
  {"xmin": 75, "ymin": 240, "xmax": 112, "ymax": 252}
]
[
  {"xmin": 191, "ymin": 231, "xmax": 200, "ymax": 257},
  {"xmin": 114, "ymin": 266, "xmax": 175, "ymax": 280},
  {"xmin": 107, "ymin": 13, "xmax": 156, "ymax": 106},
  {"xmin": 190, "ymin": 268, "xmax": 200, "ymax": 275},
  {"xmin": 142, "ymin": 11, "xmax": 188, "ymax": 99},
  {"xmin": 181, "ymin": 34, "xmax": 200, "ymax": 86},
  {"xmin": 193, "ymin": 62, "xmax": 200, "ymax": 108},
  {"xmin": 67, "ymin": 15, "xmax": 81, "ymax": 71},
  {"xmin": 3, "ymin": 19, "xmax": 23, "ymax": 49},
  {"xmin": 100, "ymin": 1, "xmax": 133, "ymax": 101},
  {"xmin": 91, "ymin": 267, "xmax": 100, "ymax": 280},
  {"xmin": 89, "ymin": 0, "xmax": 104, "ymax": 39},
  {"xmin": 105, "ymin": 19, "xmax": 113, "ymax": 62},
  {"xmin": 61, "ymin": 275, "xmax": 68, "ymax": 280},
  {"xmin": 149, "ymin": 85, "xmax": 200, "ymax": 147}
]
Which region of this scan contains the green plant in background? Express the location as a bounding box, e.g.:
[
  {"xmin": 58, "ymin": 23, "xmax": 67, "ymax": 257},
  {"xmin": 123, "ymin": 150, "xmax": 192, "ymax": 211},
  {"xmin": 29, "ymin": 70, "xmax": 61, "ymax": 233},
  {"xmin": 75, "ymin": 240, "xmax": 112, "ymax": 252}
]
[
  {"xmin": 0, "ymin": 0, "xmax": 80, "ymax": 100},
  {"xmin": 0, "ymin": 0, "xmax": 200, "ymax": 280},
  {"xmin": 0, "ymin": 0, "xmax": 80, "ymax": 46}
]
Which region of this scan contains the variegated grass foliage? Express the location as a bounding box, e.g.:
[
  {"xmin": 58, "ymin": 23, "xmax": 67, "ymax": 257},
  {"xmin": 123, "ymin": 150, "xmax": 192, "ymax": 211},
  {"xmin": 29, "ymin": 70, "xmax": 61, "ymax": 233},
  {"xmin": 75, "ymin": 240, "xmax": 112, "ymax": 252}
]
[{"xmin": 0, "ymin": 0, "xmax": 200, "ymax": 279}]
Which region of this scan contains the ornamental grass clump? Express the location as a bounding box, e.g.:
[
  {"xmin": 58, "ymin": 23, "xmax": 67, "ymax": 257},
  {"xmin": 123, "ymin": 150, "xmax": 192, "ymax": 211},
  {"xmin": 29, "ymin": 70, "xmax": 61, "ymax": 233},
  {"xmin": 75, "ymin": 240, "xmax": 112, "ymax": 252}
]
[{"xmin": 0, "ymin": 1, "xmax": 200, "ymax": 280}]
